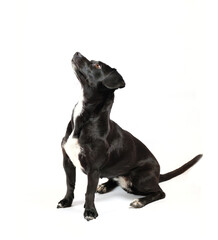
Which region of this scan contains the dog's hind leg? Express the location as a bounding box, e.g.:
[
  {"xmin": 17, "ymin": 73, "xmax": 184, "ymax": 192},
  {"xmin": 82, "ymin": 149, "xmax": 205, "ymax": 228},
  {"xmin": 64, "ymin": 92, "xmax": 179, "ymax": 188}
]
[
  {"xmin": 129, "ymin": 160, "xmax": 165, "ymax": 208},
  {"xmin": 97, "ymin": 178, "xmax": 118, "ymax": 194},
  {"xmin": 130, "ymin": 187, "xmax": 165, "ymax": 208}
]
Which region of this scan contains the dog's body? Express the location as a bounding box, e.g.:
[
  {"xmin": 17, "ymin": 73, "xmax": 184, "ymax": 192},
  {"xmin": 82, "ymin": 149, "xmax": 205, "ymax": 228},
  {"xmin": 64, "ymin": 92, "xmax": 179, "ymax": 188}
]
[{"xmin": 57, "ymin": 52, "xmax": 202, "ymax": 221}]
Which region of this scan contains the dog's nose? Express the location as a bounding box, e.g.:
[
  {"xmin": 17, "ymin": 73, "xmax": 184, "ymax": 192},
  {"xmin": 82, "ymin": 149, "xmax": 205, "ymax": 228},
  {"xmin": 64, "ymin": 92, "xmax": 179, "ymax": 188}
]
[
  {"xmin": 72, "ymin": 52, "xmax": 83, "ymax": 63},
  {"xmin": 75, "ymin": 52, "xmax": 82, "ymax": 57}
]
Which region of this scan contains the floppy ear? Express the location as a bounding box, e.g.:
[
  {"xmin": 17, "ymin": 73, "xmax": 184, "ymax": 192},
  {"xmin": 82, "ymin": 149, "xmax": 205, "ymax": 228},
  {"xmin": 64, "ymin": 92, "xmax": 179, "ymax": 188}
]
[{"xmin": 102, "ymin": 70, "xmax": 126, "ymax": 89}]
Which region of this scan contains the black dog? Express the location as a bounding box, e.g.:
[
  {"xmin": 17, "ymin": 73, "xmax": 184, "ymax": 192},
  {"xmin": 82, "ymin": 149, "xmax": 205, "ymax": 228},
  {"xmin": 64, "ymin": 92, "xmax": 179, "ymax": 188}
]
[{"xmin": 57, "ymin": 52, "xmax": 202, "ymax": 221}]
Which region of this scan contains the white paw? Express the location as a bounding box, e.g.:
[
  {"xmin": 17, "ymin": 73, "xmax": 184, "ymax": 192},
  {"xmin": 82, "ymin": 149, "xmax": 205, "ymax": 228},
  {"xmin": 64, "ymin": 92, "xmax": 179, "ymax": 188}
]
[
  {"xmin": 97, "ymin": 184, "xmax": 107, "ymax": 193},
  {"xmin": 57, "ymin": 203, "xmax": 63, "ymax": 208},
  {"xmin": 84, "ymin": 216, "xmax": 95, "ymax": 221},
  {"xmin": 130, "ymin": 199, "xmax": 143, "ymax": 208}
]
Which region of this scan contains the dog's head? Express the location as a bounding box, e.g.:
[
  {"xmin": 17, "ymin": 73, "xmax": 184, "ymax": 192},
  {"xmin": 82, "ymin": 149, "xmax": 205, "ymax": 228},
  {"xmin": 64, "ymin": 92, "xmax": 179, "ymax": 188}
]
[{"xmin": 72, "ymin": 52, "xmax": 125, "ymax": 91}]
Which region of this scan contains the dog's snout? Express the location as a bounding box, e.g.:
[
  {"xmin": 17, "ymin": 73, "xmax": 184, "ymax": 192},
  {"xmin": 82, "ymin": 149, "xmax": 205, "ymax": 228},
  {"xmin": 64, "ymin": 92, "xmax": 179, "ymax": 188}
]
[
  {"xmin": 72, "ymin": 52, "xmax": 85, "ymax": 63},
  {"xmin": 75, "ymin": 52, "xmax": 82, "ymax": 57},
  {"xmin": 73, "ymin": 52, "xmax": 84, "ymax": 60}
]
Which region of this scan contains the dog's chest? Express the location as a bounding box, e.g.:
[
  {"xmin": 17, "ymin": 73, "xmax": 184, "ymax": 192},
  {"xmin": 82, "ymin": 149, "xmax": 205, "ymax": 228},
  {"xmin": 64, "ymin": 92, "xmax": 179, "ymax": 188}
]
[
  {"xmin": 63, "ymin": 91, "xmax": 84, "ymax": 170},
  {"xmin": 64, "ymin": 134, "xmax": 83, "ymax": 169}
]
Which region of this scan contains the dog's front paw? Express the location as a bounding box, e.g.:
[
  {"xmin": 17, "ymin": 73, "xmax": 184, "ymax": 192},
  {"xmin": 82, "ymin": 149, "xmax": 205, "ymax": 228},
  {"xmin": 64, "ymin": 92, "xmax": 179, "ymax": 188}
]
[
  {"xmin": 84, "ymin": 208, "xmax": 98, "ymax": 221},
  {"xmin": 57, "ymin": 198, "xmax": 73, "ymax": 208}
]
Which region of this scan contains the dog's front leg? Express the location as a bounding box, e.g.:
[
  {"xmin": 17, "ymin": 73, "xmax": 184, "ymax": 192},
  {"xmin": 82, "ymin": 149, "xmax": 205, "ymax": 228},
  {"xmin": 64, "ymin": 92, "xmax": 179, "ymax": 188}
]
[
  {"xmin": 57, "ymin": 150, "xmax": 76, "ymax": 208},
  {"xmin": 84, "ymin": 170, "xmax": 99, "ymax": 221}
]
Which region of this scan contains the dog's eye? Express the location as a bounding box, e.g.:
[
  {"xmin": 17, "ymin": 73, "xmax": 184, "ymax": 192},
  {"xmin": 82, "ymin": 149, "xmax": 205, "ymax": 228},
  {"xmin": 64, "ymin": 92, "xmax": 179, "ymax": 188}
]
[{"xmin": 95, "ymin": 64, "xmax": 101, "ymax": 69}]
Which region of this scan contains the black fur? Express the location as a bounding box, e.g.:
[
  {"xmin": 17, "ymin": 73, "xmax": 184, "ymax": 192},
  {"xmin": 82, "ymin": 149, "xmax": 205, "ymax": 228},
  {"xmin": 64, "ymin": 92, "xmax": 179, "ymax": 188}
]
[{"xmin": 57, "ymin": 52, "xmax": 202, "ymax": 220}]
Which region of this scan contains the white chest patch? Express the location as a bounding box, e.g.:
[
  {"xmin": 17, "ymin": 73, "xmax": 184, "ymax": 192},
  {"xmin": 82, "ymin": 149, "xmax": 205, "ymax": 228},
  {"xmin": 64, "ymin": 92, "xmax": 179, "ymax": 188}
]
[
  {"xmin": 64, "ymin": 134, "xmax": 83, "ymax": 169},
  {"xmin": 63, "ymin": 89, "xmax": 84, "ymax": 170}
]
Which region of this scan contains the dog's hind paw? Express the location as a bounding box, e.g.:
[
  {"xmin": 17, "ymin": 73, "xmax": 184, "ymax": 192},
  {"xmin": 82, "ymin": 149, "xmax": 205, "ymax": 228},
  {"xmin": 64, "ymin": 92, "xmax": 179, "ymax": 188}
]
[
  {"xmin": 97, "ymin": 179, "xmax": 118, "ymax": 194},
  {"xmin": 130, "ymin": 199, "xmax": 144, "ymax": 208},
  {"xmin": 96, "ymin": 184, "xmax": 107, "ymax": 194}
]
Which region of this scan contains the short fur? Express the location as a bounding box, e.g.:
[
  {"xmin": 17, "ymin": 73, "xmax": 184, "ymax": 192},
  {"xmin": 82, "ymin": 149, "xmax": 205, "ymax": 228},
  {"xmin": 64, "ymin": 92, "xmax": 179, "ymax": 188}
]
[{"xmin": 57, "ymin": 52, "xmax": 202, "ymax": 221}]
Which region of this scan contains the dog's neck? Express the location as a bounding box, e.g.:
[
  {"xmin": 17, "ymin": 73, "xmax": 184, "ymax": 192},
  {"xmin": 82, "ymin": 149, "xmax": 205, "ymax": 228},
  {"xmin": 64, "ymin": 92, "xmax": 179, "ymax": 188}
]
[
  {"xmin": 82, "ymin": 86, "xmax": 114, "ymax": 115},
  {"xmin": 72, "ymin": 87, "xmax": 114, "ymax": 138}
]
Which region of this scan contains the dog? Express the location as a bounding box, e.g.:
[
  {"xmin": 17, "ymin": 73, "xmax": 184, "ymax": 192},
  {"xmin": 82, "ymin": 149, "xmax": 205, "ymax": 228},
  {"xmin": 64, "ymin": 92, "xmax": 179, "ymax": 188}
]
[{"xmin": 57, "ymin": 52, "xmax": 202, "ymax": 221}]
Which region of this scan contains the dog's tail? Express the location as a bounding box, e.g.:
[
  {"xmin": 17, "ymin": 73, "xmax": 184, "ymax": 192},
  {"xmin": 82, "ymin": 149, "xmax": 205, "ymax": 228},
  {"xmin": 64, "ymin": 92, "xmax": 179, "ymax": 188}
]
[{"xmin": 159, "ymin": 154, "xmax": 202, "ymax": 183}]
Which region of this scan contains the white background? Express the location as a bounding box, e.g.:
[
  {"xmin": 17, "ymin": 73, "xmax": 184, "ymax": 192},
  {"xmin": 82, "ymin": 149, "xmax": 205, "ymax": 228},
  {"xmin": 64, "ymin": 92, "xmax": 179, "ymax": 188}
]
[{"xmin": 2, "ymin": 0, "xmax": 218, "ymax": 239}]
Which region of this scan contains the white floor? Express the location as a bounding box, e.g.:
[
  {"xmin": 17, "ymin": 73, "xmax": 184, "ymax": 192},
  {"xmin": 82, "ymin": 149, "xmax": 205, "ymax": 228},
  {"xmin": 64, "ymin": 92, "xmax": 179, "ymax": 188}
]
[
  {"xmin": 13, "ymin": 160, "xmax": 207, "ymax": 240},
  {"xmin": 4, "ymin": 0, "xmax": 216, "ymax": 238}
]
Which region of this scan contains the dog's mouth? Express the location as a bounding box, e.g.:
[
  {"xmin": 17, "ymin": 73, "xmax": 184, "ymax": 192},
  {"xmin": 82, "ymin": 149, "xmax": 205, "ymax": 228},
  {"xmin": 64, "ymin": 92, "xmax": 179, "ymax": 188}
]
[
  {"xmin": 71, "ymin": 59, "xmax": 78, "ymax": 71},
  {"xmin": 72, "ymin": 52, "xmax": 93, "ymax": 86},
  {"xmin": 72, "ymin": 59, "xmax": 87, "ymax": 82}
]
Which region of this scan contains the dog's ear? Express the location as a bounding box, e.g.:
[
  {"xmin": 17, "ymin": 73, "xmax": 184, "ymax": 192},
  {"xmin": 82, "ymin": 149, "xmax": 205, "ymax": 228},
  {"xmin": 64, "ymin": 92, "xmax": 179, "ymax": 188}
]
[{"xmin": 102, "ymin": 70, "xmax": 125, "ymax": 89}]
